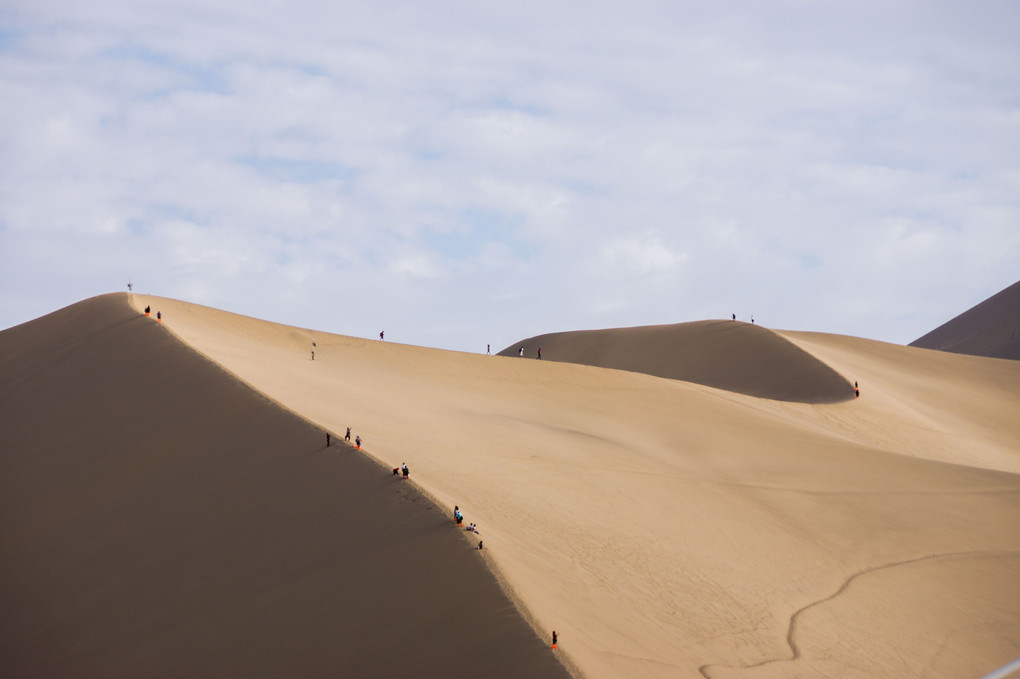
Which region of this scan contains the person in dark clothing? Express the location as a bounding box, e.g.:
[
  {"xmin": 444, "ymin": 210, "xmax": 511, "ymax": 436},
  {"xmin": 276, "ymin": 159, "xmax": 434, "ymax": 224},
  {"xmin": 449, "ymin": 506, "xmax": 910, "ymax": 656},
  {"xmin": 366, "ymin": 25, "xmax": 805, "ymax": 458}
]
[
  {"xmin": 326, "ymin": 432, "xmax": 331, "ymax": 447},
  {"xmin": 552, "ymin": 631, "xmax": 558, "ymax": 649},
  {"xmin": 537, "ymin": 347, "xmax": 542, "ymax": 360},
  {"xmin": 345, "ymin": 427, "xmax": 351, "ymax": 442},
  {"xmin": 355, "ymin": 435, "xmax": 361, "ymax": 449},
  {"xmin": 145, "ymin": 305, "xmax": 151, "ymax": 316},
  {"xmin": 401, "ymin": 463, "xmax": 409, "ymax": 479}
]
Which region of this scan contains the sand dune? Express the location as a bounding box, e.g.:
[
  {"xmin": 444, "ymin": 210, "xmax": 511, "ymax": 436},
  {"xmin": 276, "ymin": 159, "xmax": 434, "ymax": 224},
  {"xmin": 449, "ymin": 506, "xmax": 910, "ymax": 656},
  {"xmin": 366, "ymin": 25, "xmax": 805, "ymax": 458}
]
[
  {"xmin": 910, "ymin": 279, "xmax": 1020, "ymax": 360},
  {"xmin": 0, "ymin": 295, "xmax": 569, "ymax": 679},
  {"xmin": 498, "ymin": 320, "xmax": 855, "ymax": 403},
  {"xmin": 113, "ymin": 293, "xmax": 1020, "ymax": 679}
]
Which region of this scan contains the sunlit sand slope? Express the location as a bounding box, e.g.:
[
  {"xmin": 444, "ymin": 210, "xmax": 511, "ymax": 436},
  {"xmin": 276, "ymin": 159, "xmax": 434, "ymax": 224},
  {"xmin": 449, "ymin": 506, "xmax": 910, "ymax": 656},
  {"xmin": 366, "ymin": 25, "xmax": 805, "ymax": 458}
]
[
  {"xmin": 129, "ymin": 294, "xmax": 1020, "ymax": 679},
  {"xmin": 499, "ymin": 320, "xmax": 854, "ymax": 403},
  {"xmin": 0, "ymin": 294, "xmax": 570, "ymax": 679},
  {"xmin": 910, "ymin": 279, "xmax": 1020, "ymax": 360}
]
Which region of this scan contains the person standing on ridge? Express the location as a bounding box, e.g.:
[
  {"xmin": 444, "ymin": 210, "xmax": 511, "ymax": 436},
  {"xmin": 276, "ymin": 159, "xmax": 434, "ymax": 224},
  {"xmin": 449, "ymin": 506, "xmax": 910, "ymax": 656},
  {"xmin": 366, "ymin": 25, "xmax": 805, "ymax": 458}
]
[
  {"xmin": 379, "ymin": 330, "xmax": 384, "ymax": 340},
  {"xmin": 519, "ymin": 346, "xmax": 524, "ymax": 357},
  {"xmin": 537, "ymin": 347, "xmax": 542, "ymax": 360},
  {"xmin": 552, "ymin": 631, "xmax": 558, "ymax": 649},
  {"xmin": 157, "ymin": 311, "xmax": 162, "ymax": 322},
  {"xmin": 326, "ymin": 432, "xmax": 331, "ymax": 447},
  {"xmin": 355, "ymin": 435, "xmax": 361, "ymax": 450},
  {"xmin": 144, "ymin": 305, "xmax": 150, "ymax": 316}
]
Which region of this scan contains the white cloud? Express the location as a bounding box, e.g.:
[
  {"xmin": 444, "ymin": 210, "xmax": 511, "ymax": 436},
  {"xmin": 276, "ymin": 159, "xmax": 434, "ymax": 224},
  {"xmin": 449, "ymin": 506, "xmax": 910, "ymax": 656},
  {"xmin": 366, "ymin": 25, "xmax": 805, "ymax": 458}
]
[{"xmin": 1, "ymin": 0, "xmax": 1018, "ymax": 351}]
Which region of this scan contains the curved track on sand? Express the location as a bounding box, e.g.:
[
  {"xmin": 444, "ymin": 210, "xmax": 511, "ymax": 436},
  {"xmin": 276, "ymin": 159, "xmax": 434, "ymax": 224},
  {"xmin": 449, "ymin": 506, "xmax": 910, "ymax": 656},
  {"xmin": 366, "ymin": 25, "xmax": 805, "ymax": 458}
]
[
  {"xmin": 501, "ymin": 320, "xmax": 855, "ymax": 403},
  {"xmin": 698, "ymin": 549, "xmax": 1020, "ymax": 678}
]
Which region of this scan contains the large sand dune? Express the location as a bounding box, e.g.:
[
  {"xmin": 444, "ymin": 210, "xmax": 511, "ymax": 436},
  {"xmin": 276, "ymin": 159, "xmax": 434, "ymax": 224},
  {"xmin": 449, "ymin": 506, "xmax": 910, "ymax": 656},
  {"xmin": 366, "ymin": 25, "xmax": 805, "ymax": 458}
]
[
  {"xmin": 4, "ymin": 292, "xmax": 1018, "ymax": 678},
  {"xmin": 498, "ymin": 320, "xmax": 854, "ymax": 403},
  {"xmin": 102, "ymin": 292, "xmax": 1020, "ymax": 679},
  {"xmin": 0, "ymin": 295, "xmax": 569, "ymax": 678}
]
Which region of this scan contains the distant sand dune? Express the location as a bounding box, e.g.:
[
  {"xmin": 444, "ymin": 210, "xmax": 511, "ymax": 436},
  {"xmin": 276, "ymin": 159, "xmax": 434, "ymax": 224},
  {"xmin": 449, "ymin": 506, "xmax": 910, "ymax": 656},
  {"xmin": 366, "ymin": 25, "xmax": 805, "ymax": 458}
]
[
  {"xmin": 499, "ymin": 320, "xmax": 855, "ymax": 403},
  {"xmin": 910, "ymin": 279, "xmax": 1020, "ymax": 360}
]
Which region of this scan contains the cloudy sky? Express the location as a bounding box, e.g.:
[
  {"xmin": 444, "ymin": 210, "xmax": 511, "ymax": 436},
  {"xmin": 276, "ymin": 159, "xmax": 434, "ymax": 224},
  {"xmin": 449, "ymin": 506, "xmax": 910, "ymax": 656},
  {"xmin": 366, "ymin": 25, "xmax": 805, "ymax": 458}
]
[{"xmin": 1, "ymin": 1, "xmax": 1017, "ymax": 353}]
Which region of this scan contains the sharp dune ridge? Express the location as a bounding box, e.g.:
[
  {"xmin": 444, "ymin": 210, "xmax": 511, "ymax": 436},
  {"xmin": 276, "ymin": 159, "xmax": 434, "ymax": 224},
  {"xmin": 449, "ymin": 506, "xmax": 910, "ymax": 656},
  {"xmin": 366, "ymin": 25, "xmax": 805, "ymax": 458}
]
[
  {"xmin": 0, "ymin": 295, "xmax": 571, "ymax": 679},
  {"xmin": 4, "ymin": 291, "xmax": 1020, "ymax": 679}
]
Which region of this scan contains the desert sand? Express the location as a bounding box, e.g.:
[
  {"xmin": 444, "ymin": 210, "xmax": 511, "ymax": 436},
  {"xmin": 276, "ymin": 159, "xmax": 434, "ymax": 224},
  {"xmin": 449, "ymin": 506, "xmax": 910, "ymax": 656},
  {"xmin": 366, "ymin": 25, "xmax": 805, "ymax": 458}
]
[
  {"xmin": 3, "ymin": 292, "xmax": 1018, "ymax": 678},
  {"xmin": 101, "ymin": 292, "xmax": 1020, "ymax": 679},
  {"xmin": 0, "ymin": 295, "xmax": 570, "ymax": 679}
]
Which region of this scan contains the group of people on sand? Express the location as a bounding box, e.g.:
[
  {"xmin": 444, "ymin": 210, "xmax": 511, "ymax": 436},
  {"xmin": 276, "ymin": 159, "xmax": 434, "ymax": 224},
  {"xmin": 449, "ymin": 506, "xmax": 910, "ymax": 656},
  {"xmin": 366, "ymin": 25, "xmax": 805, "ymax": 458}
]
[
  {"xmin": 453, "ymin": 506, "xmax": 483, "ymax": 549},
  {"xmin": 325, "ymin": 426, "xmax": 360, "ymax": 450},
  {"xmin": 517, "ymin": 346, "xmax": 541, "ymax": 359}
]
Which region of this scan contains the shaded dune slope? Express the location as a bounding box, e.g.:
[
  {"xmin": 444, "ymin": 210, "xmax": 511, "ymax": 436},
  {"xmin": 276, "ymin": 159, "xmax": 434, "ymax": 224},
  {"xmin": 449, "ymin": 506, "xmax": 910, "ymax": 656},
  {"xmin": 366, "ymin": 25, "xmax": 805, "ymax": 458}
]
[
  {"xmin": 0, "ymin": 294, "xmax": 569, "ymax": 679},
  {"xmin": 910, "ymin": 280, "xmax": 1020, "ymax": 360},
  {"xmin": 501, "ymin": 320, "xmax": 854, "ymax": 403}
]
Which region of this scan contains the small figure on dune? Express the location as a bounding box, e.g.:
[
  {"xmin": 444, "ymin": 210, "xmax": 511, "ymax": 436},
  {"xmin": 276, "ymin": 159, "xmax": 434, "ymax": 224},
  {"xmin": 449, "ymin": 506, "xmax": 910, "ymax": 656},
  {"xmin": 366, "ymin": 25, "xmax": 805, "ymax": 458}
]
[
  {"xmin": 519, "ymin": 346, "xmax": 524, "ymax": 357},
  {"xmin": 487, "ymin": 344, "xmax": 490, "ymax": 355},
  {"xmin": 345, "ymin": 427, "xmax": 351, "ymax": 442},
  {"xmin": 552, "ymin": 630, "xmax": 558, "ymax": 649},
  {"xmin": 537, "ymin": 347, "xmax": 542, "ymax": 360},
  {"xmin": 145, "ymin": 305, "xmax": 151, "ymax": 317},
  {"xmin": 732, "ymin": 313, "xmax": 735, "ymax": 320},
  {"xmin": 157, "ymin": 311, "xmax": 162, "ymax": 322},
  {"xmin": 466, "ymin": 523, "xmax": 479, "ymax": 534},
  {"xmin": 477, "ymin": 540, "xmax": 483, "ymax": 550},
  {"xmin": 751, "ymin": 315, "xmax": 754, "ymax": 324},
  {"xmin": 326, "ymin": 432, "xmax": 331, "ymax": 447},
  {"xmin": 379, "ymin": 330, "xmax": 385, "ymax": 340},
  {"xmin": 401, "ymin": 462, "xmax": 409, "ymax": 479},
  {"xmin": 393, "ymin": 467, "xmax": 400, "ymax": 475},
  {"xmin": 355, "ymin": 435, "xmax": 362, "ymax": 450},
  {"xmin": 311, "ymin": 349, "xmax": 315, "ymax": 361},
  {"xmin": 455, "ymin": 507, "xmax": 463, "ymax": 526}
]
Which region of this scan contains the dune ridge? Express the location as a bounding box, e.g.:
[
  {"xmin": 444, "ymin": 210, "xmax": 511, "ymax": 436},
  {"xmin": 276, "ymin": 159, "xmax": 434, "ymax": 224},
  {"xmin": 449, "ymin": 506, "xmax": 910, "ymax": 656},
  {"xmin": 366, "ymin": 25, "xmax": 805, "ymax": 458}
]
[
  {"xmin": 0, "ymin": 294, "xmax": 569, "ymax": 679},
  {"xmin": 120, "ymin": 293, "xmax": 1020, "ymax": 679},
  {"xmin": 499, "ymin": 320, "xmax": 855, "ymax": 403}
]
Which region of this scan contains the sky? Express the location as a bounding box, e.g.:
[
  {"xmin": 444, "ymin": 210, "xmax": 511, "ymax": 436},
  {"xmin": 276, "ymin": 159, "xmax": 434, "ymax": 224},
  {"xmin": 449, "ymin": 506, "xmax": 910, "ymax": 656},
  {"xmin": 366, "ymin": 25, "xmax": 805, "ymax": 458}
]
[{"xmin": 1, "ymin": 0, "xmax": 1018, "ymax": 354}]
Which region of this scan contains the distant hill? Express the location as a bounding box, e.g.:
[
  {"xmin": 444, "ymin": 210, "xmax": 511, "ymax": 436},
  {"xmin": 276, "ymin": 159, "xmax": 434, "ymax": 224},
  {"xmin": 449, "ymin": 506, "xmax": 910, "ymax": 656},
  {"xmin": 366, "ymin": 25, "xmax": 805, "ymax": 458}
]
[
  {"xmin": 910, "ymin": 280, "xmax": 1020, "ymax": 361},
  {"xmin": 500, "ymin": 320, "xmax": 855, "ymax": 403}
]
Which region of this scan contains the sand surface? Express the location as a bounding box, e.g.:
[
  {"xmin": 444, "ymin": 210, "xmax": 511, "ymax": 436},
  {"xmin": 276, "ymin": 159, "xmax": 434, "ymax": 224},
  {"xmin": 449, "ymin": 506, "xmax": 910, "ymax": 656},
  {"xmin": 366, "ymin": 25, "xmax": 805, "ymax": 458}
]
[
  {"xmin": 0, "ymin": 295, "xmax": 570, "ymax": 678},
  {"xmin": 116, "ymin": 293, "xmax": 1020, "ymax": 679}
]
